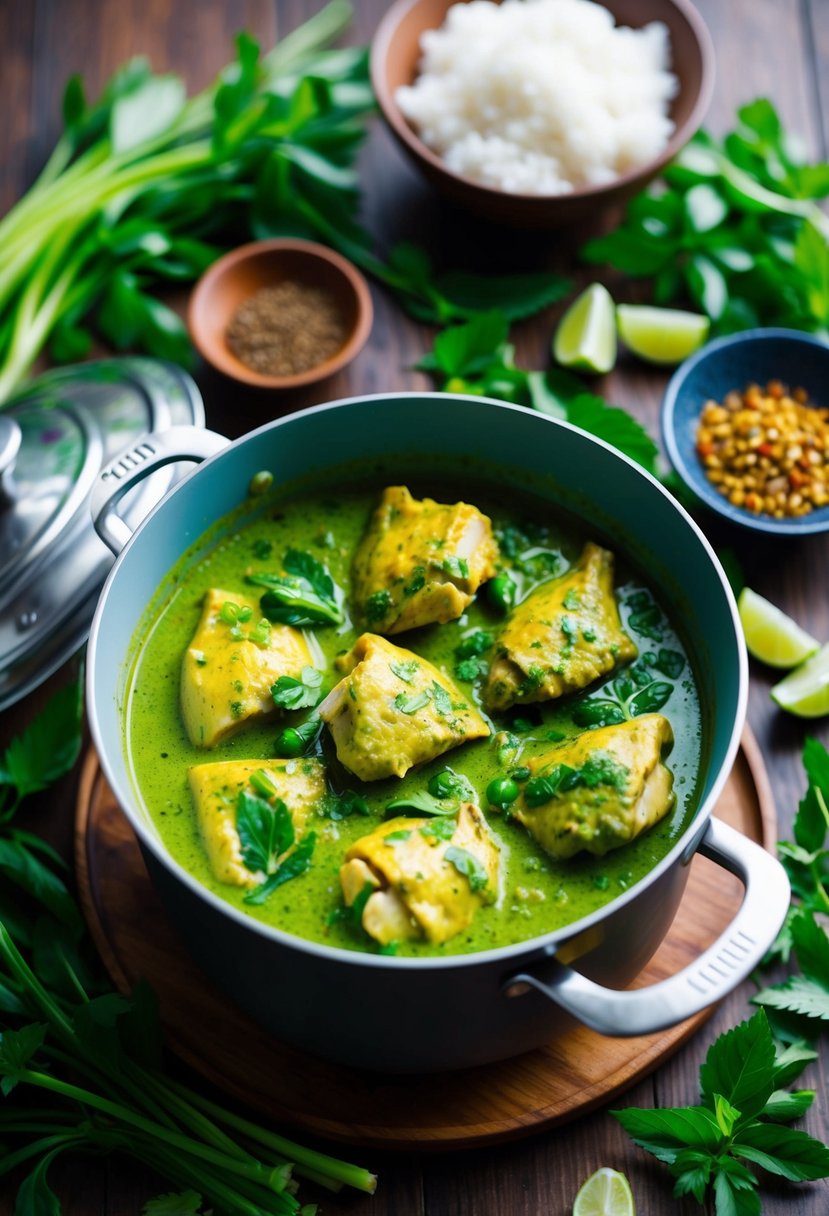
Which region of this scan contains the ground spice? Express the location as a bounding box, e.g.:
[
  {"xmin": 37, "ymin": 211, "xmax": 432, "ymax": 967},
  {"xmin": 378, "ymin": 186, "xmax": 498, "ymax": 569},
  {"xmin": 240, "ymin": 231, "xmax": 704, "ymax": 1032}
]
[
  {"xmin": 226, "ymin": 280, "xmax": 349, "ymax": 377},
  {"xmin": 696, "ymin": 380, "xmax": 829, "ymax": 518}
]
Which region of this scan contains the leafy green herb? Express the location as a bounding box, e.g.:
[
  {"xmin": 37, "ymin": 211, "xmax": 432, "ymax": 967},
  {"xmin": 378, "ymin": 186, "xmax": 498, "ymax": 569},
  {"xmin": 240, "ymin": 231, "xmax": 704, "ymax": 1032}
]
[
  {"xmin": 323, "ymin": 789, "xmax": 371, "ymax": 820},
  {"xmin": 393, "ymin": 690, "xmax": 431, "ymax": 715},
  {"xmin": 420, "ymin": 312, "xmax": 659, "ymax": 474},
  {"xmin": 0, "ymin": 681, "xmax": 82, "ymax": 811},
  {"xmin": 384, "ymin": 830, "xmax": 412, "ymax": 844},
  {"xmin": 524, "ymin": 754, "xmax": 629, "ymax": 807},
  {"xmin": 441, "ymin": 556, "xmax": 469, "ymax": 579},
  {"xmin": 582, "ymin": 99, "xmax": 829, "ymax": 336},
  {"xmin": 250, "ymin": 548, "xmax": 344, "ymax": 627},
  {"xmin": 444, "ymin": 846, "xmax": 489, "ymax": 894},
  {"xmin": 385, "ymin": 791, "xmax": 459, "ymax": 817},
  {"xmin": 455, "ymin": 631, "xmax": 494, "ymax": 660},
  {"xmin": 270, "ymin": 666, "xmax": 324, "ymax": 711},
  {"xmin": 614, "ymin": 1009, "xmax": 829, "ymax": 1211},
  {"xmin": 235, "ymin": 788, "xmax": 315, "ymax": 905},
  {"xmin": 390, "ymin": 659, "xmax": 420, "ymax": 684},
  {"xmin": 364, "ymin": 589, "xmax": 392, "ymax": 623},
  {"xmin": 419, "ymin": 818, "xmax": 457, "ymax": 843}
]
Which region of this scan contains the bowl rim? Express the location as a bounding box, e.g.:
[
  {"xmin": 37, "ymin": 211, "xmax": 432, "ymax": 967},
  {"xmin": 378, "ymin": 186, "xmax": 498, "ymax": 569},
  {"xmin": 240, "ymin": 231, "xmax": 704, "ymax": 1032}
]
[
  {"xmin": 370, "ymin": 0, "xmax": 716, "ymax": 206},
  {"xmin": 87, "ymin": 391, "xmax": 748, "ymax": 974},
  {"xmin": 661, "ymin": 326, "xmax": 829, "ymax": 537},
  {"xmin": 187, "ymin": 237, "xmax": 374, "ymax": 390}
]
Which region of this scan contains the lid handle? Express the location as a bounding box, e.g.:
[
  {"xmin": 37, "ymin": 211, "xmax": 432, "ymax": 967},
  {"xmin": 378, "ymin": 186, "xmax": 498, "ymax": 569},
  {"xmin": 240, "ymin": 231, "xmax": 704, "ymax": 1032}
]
[
  {"xmin": 0, "ymin": 417, "xmax": 22, "ymax": 506},
  {"xmin": 91, "ymin": 425, "xmax": 229, "ymax": 555}
]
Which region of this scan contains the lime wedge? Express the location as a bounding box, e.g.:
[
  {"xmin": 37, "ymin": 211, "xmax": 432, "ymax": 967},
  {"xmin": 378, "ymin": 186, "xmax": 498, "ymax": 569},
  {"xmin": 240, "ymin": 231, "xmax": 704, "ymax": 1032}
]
[
  {"xmin": 771, "ymin": 643, "xmax": 829, "ymax": 718},
  {"xmin": 553, "ymin": 283, "xmax": 617, "ymax": 373},
  {"xmin": 573, "ymin": 1167, "xmax": 636, "ymax": 1216},
  {"xmin": 738, "ymin": 588, "xmax": 820, "ymax": 668},
  {"xmin": 616, "ymin": 304, "xmax": 710, "ymax": 365}
]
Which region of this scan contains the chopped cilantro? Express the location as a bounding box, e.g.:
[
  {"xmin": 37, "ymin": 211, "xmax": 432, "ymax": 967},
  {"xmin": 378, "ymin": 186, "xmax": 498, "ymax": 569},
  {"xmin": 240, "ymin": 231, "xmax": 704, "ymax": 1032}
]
[
  {"xmin": 384, "ymin": 830, "xmax": 412, "ymax": 844},
  {"xmin": 271, "ymin": 666, "xmax": 324, "ymax": 711},
  {"xmin": 431, "ymin": 681, "xmax": 453, "ymax": 717},
  {"xmin": 455, "ymin": 630, "xmax": 493, "ymax": 659},
  {"xmin": 404, "ymin": 566, "xmax": 426, "ymax": 597},
  {"xmin": 394, "ymin": 689, "xmax": 431, "ymax": 714},
  {"xmin": 441, "ymin": 555, "xmax": 470, "ymax": 579},
  {"xmin": 390, "ymin": 659, "xmax": 420, "ymax": 684},
  {"xmin": 444, "ymin": 846, "xmax": 489, "ymax": 894},
  {"xmin": 365, "ymin": 589, "xmax": 392, "ymax": 623}
]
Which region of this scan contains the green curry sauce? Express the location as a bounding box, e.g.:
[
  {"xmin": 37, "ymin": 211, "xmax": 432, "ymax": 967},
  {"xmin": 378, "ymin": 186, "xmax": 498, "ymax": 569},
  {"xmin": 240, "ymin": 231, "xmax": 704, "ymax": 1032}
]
[{"xmin": 125, "ymin": 480, "xmax": 702, "ymax": 958}]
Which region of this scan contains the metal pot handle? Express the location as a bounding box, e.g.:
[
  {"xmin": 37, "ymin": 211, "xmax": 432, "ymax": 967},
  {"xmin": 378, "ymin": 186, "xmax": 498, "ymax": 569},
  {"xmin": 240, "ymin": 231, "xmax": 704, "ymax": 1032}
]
[
  {"xmin": 502, "ymin": 817, "xmax": 790, "ymax": 1035},
  {"xmin": 91, "ymin": 425, "xmax": 229, "ymax": 556}
]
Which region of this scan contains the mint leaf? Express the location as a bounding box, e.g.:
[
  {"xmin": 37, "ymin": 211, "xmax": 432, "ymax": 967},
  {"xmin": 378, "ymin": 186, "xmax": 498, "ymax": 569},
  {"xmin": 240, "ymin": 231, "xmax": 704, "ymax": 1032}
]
[
  {"xmin": 733, "ymin": 1120, "xmax": 829, "ymax": 1181},
  {"xmin": 794, "ymin": 737, "xmax": 829, "ymax": 853},
  {"xmin": 771, "ymin": 1039, "xmax": 818, "ymax": 1089},
  {"xmin": 762, "ymin": 1089, "xmax": 815, "ymax": 1122},
  {"xmin": 789, "ymin": 907, "xmax": 829, "ymax": 984},
  {"xmin": 612, "ymin": 1105, "xmax": 722, "ymax": 1163},
  {"xmin": 699, "ymin": 1008, "xmax": 777, "ymax": 1120},
  {"xmin": 754, "ymin": 975, "xmax": 829, "ymax": 1021},
  {"xmin": 711, "ymin": 1162, "xmax": 762, "ymax": 1216}
]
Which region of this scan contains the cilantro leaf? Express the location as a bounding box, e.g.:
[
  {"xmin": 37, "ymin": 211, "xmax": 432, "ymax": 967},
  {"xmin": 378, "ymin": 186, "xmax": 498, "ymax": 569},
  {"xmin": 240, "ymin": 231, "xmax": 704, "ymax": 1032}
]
[
  {"xmin": 444, "ymin": 846, "xmax": 488, "ymax": 893},
  {"xmin": 236, "ymin": 789, "xmax": 295, "ymax": 876},
  {"xmin": 244, "ymin": 832, "xmax": 316, "ymax": 906},
  {"xmin": 271, "ymin": 666, "xmax": 324, "ymax": 711},
  {"xmin": 393, "ymin": 690, "xmax": 431, "ymax": 715}
]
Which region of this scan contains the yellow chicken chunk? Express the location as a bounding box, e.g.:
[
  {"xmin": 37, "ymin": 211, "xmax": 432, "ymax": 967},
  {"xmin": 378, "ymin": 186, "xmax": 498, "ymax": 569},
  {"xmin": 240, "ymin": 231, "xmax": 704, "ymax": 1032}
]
[
  {"xmin": 352, "ymin": 485, "xmax": 499, "ymax": 634},
  {"xmin": 340, "ymin": 802, "xmax": 500, "ymax": 945},
  {"xmin": 318, "ymin": 633, "xmax": 489, "ymax": 781},
  {"xmin": 512, "ymin": 715, "xmax": 675, "ymax": 860},
  {"xmin": 484, "ymin": 542, "xmax": 637, "ymax": 711},
  {"xmin": 181, "ymin": 588, "xmax": 313, "ymax": 748},
  {"xmin": 187, "ymin": 757, "xmax": 325, "ymax": 886}
]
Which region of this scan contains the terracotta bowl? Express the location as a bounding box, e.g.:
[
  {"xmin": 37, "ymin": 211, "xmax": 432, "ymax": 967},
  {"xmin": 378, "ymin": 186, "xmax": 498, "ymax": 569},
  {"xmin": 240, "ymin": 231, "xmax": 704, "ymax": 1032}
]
[
  {"xmin": 370, "ymin": 0, "xmax": 715, "ymax": 227},
  {"xmin": 187, "ymin": 239, "xmax": 374, "ymax": 389}
]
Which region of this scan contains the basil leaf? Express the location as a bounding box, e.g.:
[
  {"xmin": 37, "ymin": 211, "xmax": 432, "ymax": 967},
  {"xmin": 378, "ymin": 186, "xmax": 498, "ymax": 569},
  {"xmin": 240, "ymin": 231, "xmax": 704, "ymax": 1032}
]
[
  {"xmin": 444, "ymin": 846, "xmax": 488, "ymax": 893},
  {"xmin": 236, "ymin": 790, "xmax": 295, "ymax": 876},
  {"xmin": 394, "ymin": 690, "xmax": 431, "ymax": 715}
]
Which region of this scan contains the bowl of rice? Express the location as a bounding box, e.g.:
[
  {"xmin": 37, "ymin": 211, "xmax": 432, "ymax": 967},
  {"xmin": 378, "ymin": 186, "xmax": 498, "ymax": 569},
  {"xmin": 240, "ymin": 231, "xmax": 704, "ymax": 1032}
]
[{"xmin": 370, "ymin": 0, "xmax": 715, "ymax": 226}]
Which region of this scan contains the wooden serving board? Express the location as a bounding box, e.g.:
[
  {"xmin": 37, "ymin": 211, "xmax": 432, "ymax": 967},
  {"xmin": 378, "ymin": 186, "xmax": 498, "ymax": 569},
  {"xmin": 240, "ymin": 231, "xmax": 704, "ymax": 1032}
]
[{"xmin": 75, "ymin": 728, "xmax": 776, "ymax": 1151}]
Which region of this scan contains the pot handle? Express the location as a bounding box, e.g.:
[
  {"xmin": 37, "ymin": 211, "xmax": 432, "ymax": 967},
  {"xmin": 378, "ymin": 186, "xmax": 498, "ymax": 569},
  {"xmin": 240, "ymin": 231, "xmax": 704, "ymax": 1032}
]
[
  {"xmin": 502, "ymin": 817, "xmax": 790, "ymax": 1035},
  {"xmin": 91, "ymin": 425, "xmax": 229, "ymax": 556}
]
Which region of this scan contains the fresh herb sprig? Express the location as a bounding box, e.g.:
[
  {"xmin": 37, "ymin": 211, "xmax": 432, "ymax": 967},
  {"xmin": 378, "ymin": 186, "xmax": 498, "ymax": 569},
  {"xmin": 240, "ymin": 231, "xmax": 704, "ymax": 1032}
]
[
  {"xmin": 614, "ymin": 1009, "xmax": 829, "ymax": 1212},
  {"xmin": 0, "ymin": 689, "xmax": 375, "ymax": 1208},
  {"xmin": 249, "ymin": 549, "xmax": 344, "ymax": 628},
  {"xmin": 582, "ymin": 99, "xmax": 829, "ymax": 335},
  {"xmin": 419, "ymin": 310, "xmax": 660, "ymax": 475}
]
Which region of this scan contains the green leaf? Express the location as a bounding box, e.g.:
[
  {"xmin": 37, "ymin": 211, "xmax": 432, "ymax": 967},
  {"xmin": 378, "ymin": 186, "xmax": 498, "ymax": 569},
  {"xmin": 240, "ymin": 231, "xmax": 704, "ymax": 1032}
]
[
  {"xmin": 761, "ymin": 1088, "xmax": 815, "ymax": 1122},
  {"xmin": 433, "ymin": 269, "xmax": 571, "ymax": 322},
  {"xmin": 236, "ymin": 790, "xmax": 295, "ymax": 876},
  {"xmin": 612, "ymin": 1105, "xmax": 723, "ymax": 1164},
  {"xmin": 699, "ymin": 1009, "xmax": 777, "ymax": 1121},
  {"xmin": 249, "ymin": 549, "xmax": 343, "ymax": 627},
  {"xmin": 794, "ymin": 220, "xmax": 829, "ymax": 324},
  {"xmin": 628, "ymin": 681, "xmax": 673, "ymax": 716},
  {"xmin": 754, "ymin": 975, "xmax": 829, "ymax": 1021},
  {"xmin": 73, "ymin": 992, "xmax": 131, "ymax": 1070},
  {"xmin": 526, "ymin": 368, "xmax": 585, "ymax": 417},
  {"xmin": 143, "ymin": 1193, "xmax": 204, "ymax": 1216},
  {"xmin": 771, "ymin": 1038, "xmax": 818, "ymax": 1089},
  {"xmin": 62, "ymin": 74, "xmax": 86, "ymax": 128},
  {"xmin": 733, "ymin": 1119, "xmax": 829, "ymax": 1181},
  {"xmin": 271, "ymin": 666, "xmax": 324, "ymax": 711},
  {"xmin": 572, "ymin": 699, "xmax": 626, "ymax": 729},
  {"xmin": 444, "ymin": 846, "xmax": 489, "ymax": 893},
  {"xmin": 790, "ymin": 907, "xmax": 829, "ymax": 985},
  {"xmin": 684, "ymin": 183, "xmax": 729, "ymax": 232},
  {"xmin": 0, "ymin": 838, "xmax": 79, "ymax": 928},
  {"xmin": 429, "ymin": 311, "xmax": 511, "ymax": 378},
  {"xmin": 564, "ymin": 393, "xmax": 660, "ymax": 474},
  {"xmin": 685, "ymin": 254, "xmax": 729, "ymax": 319},
  {"xmin": 795, "ymin": 737, "xmax": 829, "ymax": 852},
  {"xmin": 0, "ymin": 682, "xmax": 83, "ymax": 801},
  {"xmin": 0, "ymin": 1024, "xmax": 46, "ymax": 1095},
  {"xmin": 243, "ymin": 831, "xmax": 315, "ymax": 906},
  {"xmin": 394, "ymin": 690, "xmax": 431, "ymax": 715},
  {"xmin": 14, "ymin": 1148, "xmax": 64, "ymax": 1216},
  {"xmin": 385, "ymin": 791, "xmax": 459, "ymax": 817},
  {"xmin": 110, "ymin": 74, "xmax": 186, "ymax": 153},
  {"xmin": 711, "ymin": 1164, "xmax": 761, "ymax": 1216}
]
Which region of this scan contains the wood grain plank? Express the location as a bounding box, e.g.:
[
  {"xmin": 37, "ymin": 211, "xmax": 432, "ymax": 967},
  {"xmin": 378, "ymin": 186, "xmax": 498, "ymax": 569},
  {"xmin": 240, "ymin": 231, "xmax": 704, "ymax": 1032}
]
[{"xmin": 0, "ymin": 0, "xmax": 35, "ymax": 213}]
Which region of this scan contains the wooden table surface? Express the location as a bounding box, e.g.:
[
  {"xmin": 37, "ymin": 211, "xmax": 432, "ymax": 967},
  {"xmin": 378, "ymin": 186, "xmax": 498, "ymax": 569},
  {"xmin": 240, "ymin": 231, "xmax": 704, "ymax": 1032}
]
[{"xmin": 3, "ymin": 0, "xmax": 829, "ymax": 1212}]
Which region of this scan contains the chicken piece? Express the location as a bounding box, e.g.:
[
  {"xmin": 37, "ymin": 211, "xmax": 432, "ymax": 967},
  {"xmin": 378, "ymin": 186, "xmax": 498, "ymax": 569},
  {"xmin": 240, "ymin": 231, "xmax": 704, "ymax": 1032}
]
[
  {"xmin": 352, "ymin": 485, "xmax": 499, "ymax": 634},
  {"xmin": 318, "ymin": 633, "xmax": 489, "ymax": 781},
  {"xmin": 181, "ymin": 588, "xmax": 313, "ymax": 748},
  {"xmin": 484, "ymin": 542, "xmax": 637, "ymax": 711},
  {"xmin": 340, "ymin": 802, "xmax": 500, "ymax": 945},
  {"xmin": 512, "ymin": 715, "xmax": 675, "ymax": 860},
  {"xmin": 187, "ymin": 757, "xmax": 325, "ymax": 886}
]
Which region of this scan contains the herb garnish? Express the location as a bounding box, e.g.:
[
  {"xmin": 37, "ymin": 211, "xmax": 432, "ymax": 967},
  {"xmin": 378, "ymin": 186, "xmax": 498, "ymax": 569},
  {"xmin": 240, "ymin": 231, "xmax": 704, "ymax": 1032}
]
[
  {"xmin": 524, "ymin": 754, "xmax": 629, "ymax": 808},
  {"xmin": 271, "ymin": 665, "xmax": 324, "ymax": 711},
  {"xmin": 390, "ymin": 659, "xmax": 420, "ymax": 684},
  {"xmin": 235, "ymin": 783, "xmax": 315, "ymax": 905},
  {"xmin": 393, "ymin": 690, "xmax": 431, "ymax": 715},
  {"xmin": 385, "ymin": 791, "xmax": 459, "ymax": 817},
  {"xmin": 249, "ymin": 548, "xmax": 344, "ymax": 627},
  {"xmin": 573, "ymin": 652, "xmax": 675, "ymax": 729},
  {"xmin": 444, "ymin": 846, "xmax": 489, "ymax": 894}
]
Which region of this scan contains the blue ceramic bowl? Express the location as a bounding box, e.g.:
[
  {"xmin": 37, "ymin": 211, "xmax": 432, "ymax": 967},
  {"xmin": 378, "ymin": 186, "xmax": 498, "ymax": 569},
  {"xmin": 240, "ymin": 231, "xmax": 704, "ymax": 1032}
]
[{"xmin": 662, "ymin": 328, "xmax": 829, "ymax": 536}]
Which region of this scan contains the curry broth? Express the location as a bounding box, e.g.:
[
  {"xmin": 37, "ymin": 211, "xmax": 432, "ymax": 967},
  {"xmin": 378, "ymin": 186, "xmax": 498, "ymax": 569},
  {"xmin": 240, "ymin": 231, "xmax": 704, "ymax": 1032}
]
[{"xmin": 125, "ymin": 480, "xmax": 702, "ymax": 958}]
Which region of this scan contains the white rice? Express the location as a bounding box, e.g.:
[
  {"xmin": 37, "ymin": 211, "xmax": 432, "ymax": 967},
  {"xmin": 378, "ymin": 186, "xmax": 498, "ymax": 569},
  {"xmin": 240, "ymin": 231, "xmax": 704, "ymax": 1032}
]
[{"xmin": 395, "ymin": 0, "xmax": 678, "ymax": 195}]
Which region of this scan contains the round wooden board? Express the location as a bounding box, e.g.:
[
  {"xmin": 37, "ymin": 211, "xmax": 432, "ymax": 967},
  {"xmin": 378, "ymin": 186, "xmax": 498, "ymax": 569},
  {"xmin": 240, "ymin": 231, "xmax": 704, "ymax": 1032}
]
[{"xmin": 75, "ymin": 729, "xmax": 776, "ymax": 1152}]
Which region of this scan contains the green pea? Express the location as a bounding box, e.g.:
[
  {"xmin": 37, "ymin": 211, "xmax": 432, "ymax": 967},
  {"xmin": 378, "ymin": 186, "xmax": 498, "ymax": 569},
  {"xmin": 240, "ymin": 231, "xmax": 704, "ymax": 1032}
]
[
  {"xmin": 486, "ymin": 775, "xmax": 519, "ymax": 809},
  {"xmin": 487, "ymin": 572, "xmax": 517, "ymax": 614},
  {"xmin": 274, "ymin": 727, "xmax": 305, "ymax": 758}
]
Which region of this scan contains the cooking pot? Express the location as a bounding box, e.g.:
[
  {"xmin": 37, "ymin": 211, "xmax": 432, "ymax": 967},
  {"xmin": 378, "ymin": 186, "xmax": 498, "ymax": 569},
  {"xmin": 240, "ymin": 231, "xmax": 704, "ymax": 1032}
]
[{"xmin": 86, "ymin": 393, "xmax": 789, "ymax": 1073}]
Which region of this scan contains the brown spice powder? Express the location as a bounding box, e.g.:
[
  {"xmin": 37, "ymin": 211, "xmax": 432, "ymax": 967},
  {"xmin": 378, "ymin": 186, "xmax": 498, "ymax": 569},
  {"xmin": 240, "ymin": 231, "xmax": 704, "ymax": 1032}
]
[{"xmin": 226, "ymin": 280, "xmax": 349, "ymax": 377}]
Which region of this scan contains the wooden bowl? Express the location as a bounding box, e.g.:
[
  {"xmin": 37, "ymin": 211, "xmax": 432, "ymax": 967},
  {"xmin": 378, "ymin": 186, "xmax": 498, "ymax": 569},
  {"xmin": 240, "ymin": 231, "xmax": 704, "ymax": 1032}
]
[
  {"xmin": 370, "ymin": 0, "xmax": 715, "ymax": 228},
  {"xmin": 188, "ymin": 239, "xmax": 373, "ymax": 389}
]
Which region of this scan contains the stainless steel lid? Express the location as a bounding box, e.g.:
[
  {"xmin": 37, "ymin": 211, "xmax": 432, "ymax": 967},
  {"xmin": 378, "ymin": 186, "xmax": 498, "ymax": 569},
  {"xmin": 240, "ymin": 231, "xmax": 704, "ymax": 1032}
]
[{"xmin": 0, "ymin": 358, "xmax": 204, "ymax": 709}]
